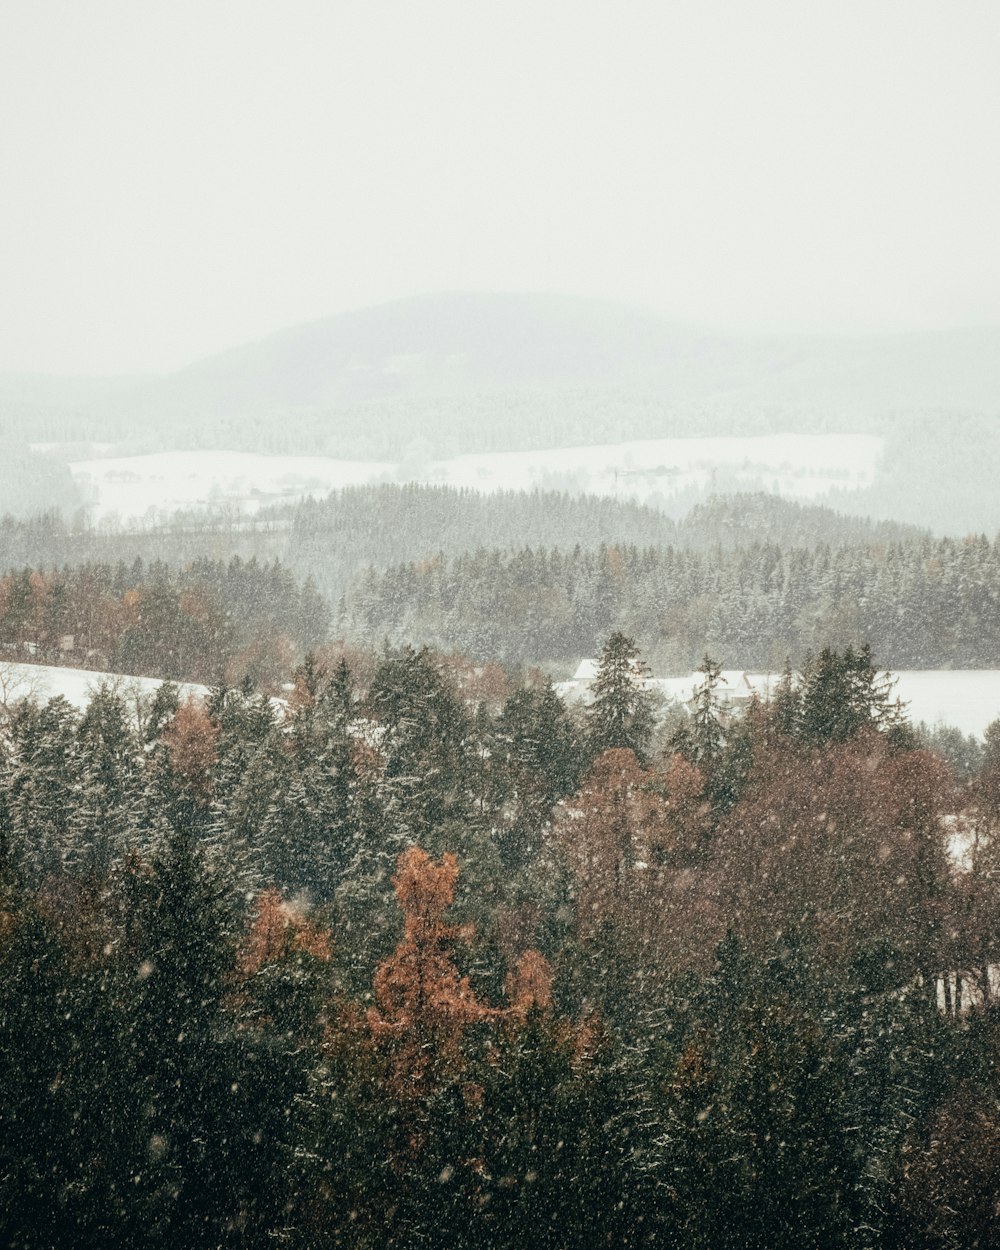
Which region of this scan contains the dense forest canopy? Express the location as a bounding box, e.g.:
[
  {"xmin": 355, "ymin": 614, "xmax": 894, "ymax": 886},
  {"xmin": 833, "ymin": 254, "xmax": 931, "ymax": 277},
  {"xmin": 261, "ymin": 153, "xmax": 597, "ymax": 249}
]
[
  {"xmin": 5, "ymin": 490, "xmax": 1000, "ymax": 679},
  {"xmin": 340, "ymin": 530, "xmax": 1000, "ymax": 671},
  {"xmin": 4, "ymin": 637, "xmax": 1000, "ymax": 1247}
]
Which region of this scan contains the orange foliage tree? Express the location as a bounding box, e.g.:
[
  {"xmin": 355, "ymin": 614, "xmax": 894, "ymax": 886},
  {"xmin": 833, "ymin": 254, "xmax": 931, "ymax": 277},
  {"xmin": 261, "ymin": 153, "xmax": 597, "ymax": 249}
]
[
  {"xmin": 239, "ymin": 888, "xmax": 333, "ymax": 975},
  {"xmin": 368, "ymin": 847, "xmax": 494, "ymax": 1099},
  {"xmin": 714, "ymin": 732, "xmax": 953, "ymax": 984},
  {"xmin": 160, "ymin": 695, "xmax": 218, "ymax": 810},
  {"xmin": 504, "ymin": 947, "xmax": 554, "ymax": 1020},
  {"xmin": 235, "ymin": 888, "xmax": 335, "ymax": 1042},
  {"xmin": 557, "ymin": 747, "xmax": 720, "ymax": 976}
]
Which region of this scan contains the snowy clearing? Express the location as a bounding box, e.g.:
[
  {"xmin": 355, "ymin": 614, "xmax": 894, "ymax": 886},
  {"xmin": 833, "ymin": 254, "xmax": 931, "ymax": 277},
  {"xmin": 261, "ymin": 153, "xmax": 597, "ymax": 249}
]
[
  {"xmin": 889, "ymin": 671, "xmax": 1000, "ymax": 740},
  {"xmin": 64, "ymin": 433, "xmax": 884, "ymax": 523},
  {"xmin": 0, "ymin": 661, "xmax": 208, "ymax": 716},
  {"xmin": 68, "ymin": 450, "xmax": 395, "ymax": 522},
  {"xmin": 558, "ymin": 667, "xmax": 1000, "ymax": 739},
  {"xmin": 420, "ymin": 433, "xmax": 883, "ymax": 503}
]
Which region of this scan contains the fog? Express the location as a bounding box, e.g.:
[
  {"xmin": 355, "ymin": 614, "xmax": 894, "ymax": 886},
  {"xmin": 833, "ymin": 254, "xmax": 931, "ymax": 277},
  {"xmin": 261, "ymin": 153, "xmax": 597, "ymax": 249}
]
[{"xmin": 3, "ymin": 0, "xmax": 999, "ymax": 375}]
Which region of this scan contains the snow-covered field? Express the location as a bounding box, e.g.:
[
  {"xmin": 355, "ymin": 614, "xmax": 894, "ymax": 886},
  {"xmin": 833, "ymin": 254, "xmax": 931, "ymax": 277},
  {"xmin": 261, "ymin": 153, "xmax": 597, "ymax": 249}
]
[
  {"xmin": 67, "ymin": 450, "xmax": 394, "ymax": 523},
  {"xmin": 64, "ymin": 433, "xmax": 884, "ymax": 523},
  {"xmin": 0, "ymin": 661, "xmax": 208, "ymax": 716},
  {"xmin": 421, "ymin": 433, "xmax": 882, "ymax": 503},
  {"xmin": 558, "ymin": 667, "xmax": 1000, "ymax": 739},
  {"xmin": 891, "ymin": 671, "xmax": 1000, "ymax": 739},
  {"xmin": 3, "ymin": 660, "xmax": 999, "ymax": 737}
]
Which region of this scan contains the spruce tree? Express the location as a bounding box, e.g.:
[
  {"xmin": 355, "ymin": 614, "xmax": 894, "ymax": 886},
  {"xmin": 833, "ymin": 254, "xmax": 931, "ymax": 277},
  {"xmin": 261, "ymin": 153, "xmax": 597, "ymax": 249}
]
[
  {"xmin": 74, "ymin": 682, "xmax": 142, "ymax": 878},
  {"xmin": 671, "ymin": 654, "xmax": 725, "ymax": 771},
  {"xmin": 587, "ymin": 632, "xmax": 655, "ymax": 764},
  {"xmin": 491, "ymin": 682, "xmax": 583, "ymax": 871},
  {"xmin": 798, "ymin": 644, "xmax": 903, "ymax": 744}
]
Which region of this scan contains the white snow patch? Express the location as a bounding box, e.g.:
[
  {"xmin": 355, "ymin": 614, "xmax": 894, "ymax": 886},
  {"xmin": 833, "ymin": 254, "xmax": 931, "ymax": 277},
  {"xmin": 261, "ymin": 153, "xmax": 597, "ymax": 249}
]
[
  {"xmin": 558, "ymin": 667, "xmax": 1000, "ymax": 739},
  {"xmin": 421, "ymin": 433, "xmax": 883, "ymax": 503},
  {"xmin": 890, "ymin": 671, "xmax": 1000, "ymax": 740},
  {"xmin": 0, "ymin": 661, "xmax": 208, "ymax": 716},
  {"xmin": 67, "ymin": 434, "xmax": 884, "ymax": 523},
  {"xmin": 69, "ymin": 450, "xmax": 394, "ymax": 523}
]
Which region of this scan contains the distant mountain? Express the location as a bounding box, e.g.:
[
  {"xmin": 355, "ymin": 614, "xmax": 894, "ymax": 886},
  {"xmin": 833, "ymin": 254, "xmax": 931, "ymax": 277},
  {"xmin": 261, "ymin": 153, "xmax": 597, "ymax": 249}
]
[
  {"xmin": 2, "ymin": 293, "xmax": 997, "ymax": 450},
  {"xmin": 138, "ymin": 293, "xmax": 1000, "ymax": 420}
]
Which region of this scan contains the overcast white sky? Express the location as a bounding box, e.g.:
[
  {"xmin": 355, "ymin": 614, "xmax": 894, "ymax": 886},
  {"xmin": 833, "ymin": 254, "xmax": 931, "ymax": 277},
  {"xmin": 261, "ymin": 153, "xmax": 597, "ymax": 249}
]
[{"xmin": 2, "ymin": 0, "xmax": 999, "ymax": 374}]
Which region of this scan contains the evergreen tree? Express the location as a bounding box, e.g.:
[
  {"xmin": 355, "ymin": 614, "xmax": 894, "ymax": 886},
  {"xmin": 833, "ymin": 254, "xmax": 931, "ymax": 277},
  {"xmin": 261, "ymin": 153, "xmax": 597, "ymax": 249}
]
[
  {"xmin": 491, "ymin": 682, "xmax": 583, "ymax": 871},
  {"xmin": 771, "ymin": 657, "xmax": 800, "ymax": 736},
  {"xmin": 368, "ymin": 646, "xmax": 474, "ymax": 843},
  {"xmin": 0, "ymin": 900, "xmax": 88, "ymax": 1248},
  {"xmin": 113, "ymin": 822, "xmax": 303, "ymax": 1246},
  {"xmin": 797, "ymin": 644, "xmax": 903, "ymax": 744},
  {"xmin": 657, "ymin": 934, "xmax": 860, "ymax": 1250},
  {"xmin": 73, "ymin": 682, "xmax": 142, "ymax": 877},
  {"xmin": 672, "ymin": 654, "xmax": 725, "ymax": 772},
  {"xmin": 587, "ymin": 632, "xmax": 655, "ymax": 764},
  {"xmin": 5, "ymin": 695, "xmax": 83, "ymax": 883}
]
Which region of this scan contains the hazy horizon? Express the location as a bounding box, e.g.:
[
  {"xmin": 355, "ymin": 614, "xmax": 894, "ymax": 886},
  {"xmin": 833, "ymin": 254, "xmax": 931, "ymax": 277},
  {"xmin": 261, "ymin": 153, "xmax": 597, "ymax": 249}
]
[
  {"xmin": 3, "ymin": 0, "xmax": 1000, "ymax": 374},
  {"xmin": 5, "ymin": 289, "xmax": 1000, "ymax": 385}
]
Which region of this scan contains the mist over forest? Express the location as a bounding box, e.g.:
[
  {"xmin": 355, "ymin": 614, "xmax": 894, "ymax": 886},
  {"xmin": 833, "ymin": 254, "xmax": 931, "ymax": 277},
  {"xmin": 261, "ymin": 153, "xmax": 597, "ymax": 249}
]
[
  {"xmin": 3, "ymin": 292, "xmax": 1000, "ymax": 1250},
  {"xmin": 4, "ymin": 294, "xmax": 1000, "ymax": 534},
  {"xmin": 8, "ymin": 0, "xmax": 1000, "ymax": 1239}
]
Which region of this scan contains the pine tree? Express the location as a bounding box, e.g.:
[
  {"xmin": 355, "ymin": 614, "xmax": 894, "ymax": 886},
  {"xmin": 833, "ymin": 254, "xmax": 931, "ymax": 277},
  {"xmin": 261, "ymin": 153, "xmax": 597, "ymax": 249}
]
[
  {"xmin": 113, "ymin": 821, "xmax": 303, "ymax": 1246},
  {"xmin": 73, "ymin": 682, "xmax": 142, "ymax": 878},
  {"xmin": 772, "ymin": 657, "xmax": 800, "ymax": 737},
  {"xmin": 587, "ymin": 632, "xmax": 655, "ymax": 764},
  {"xmin": 657, "ymin": 934, "xmax": 860, "ymax": 1250},
  {"xmin": 671, "ymin": 654, "xmax": 725, "ymax": 771},
  {"xmin": 0, "ymin": 899, "xmax": 87, "ymax": 1247},
  {"xmin": 5, "ymin": 695, "xmax": 83, "ymax": 883},
  {"xmin": 368, "ymin": 646, "xmax": 474, "ymax": 843},
  {"xmin": 798, "ymin": 644, "xmax": 903, "ymax": 744},
  {"xmin": 491, "ymin": 682, "xmax": 583, "ymax": 871}
]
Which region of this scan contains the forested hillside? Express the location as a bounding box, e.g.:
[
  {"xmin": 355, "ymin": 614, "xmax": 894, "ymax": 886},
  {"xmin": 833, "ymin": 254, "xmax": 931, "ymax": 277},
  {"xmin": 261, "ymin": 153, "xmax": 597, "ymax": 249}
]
[
  {"xmin": 4, "ymin": 489, "xmax": 997, "ymax": 678},
  {"xmin": 0, "ymin": 487, "xmax": 922, "ymax": 608},
  {"xmin": 287, "ymin": 487, "xmax": 922, "ymax": 597},
  {"xmin": 0, "ymin": 558, "xmax": 328, "ymax": 687},
  {"xmin": 4, "ymin": 640, "xmax": 1000, "ymax": 1247},
  {"xmin": 0, "ymin": 490, "xmax": 950, "ymax": 683},
  {"xmin": 341, "ymin": 532, "xmax": 1000, "ymax": 670},
  {"xmin": 0, "ymin": 441, "xmax": 81, "ymax": 519}
]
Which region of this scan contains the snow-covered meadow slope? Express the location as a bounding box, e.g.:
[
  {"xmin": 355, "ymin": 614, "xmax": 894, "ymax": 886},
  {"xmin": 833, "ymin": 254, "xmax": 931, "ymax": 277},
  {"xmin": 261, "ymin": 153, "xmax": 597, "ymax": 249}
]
[
  {"xmin": 886, "ymin": 671, "xmax": 1000, "ymax": 740},
  {"xmin": 5, "ymin": 660, "xmax": 999, "ymax": 739},
  {"xmin": 65, "ymin": 450, "xmax": 394, "ymax": 522},
  {"xmin": 558, "ymin": 667, "xmax": 1000, "ymax": 740},
  {"xmin": 0, "ymin": 661, "xmax": 208, "ymax": 716},
  {"xmin": 66, "ymin": 433, "xmax": 883, "ymax": 523}
]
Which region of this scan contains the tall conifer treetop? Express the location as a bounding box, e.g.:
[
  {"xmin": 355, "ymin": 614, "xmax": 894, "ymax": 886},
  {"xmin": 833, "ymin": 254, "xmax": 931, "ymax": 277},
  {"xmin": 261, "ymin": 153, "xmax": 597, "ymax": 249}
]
[{"xmin": 586, "ymin": 632, "xmax": 655, "ymax": 765}]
